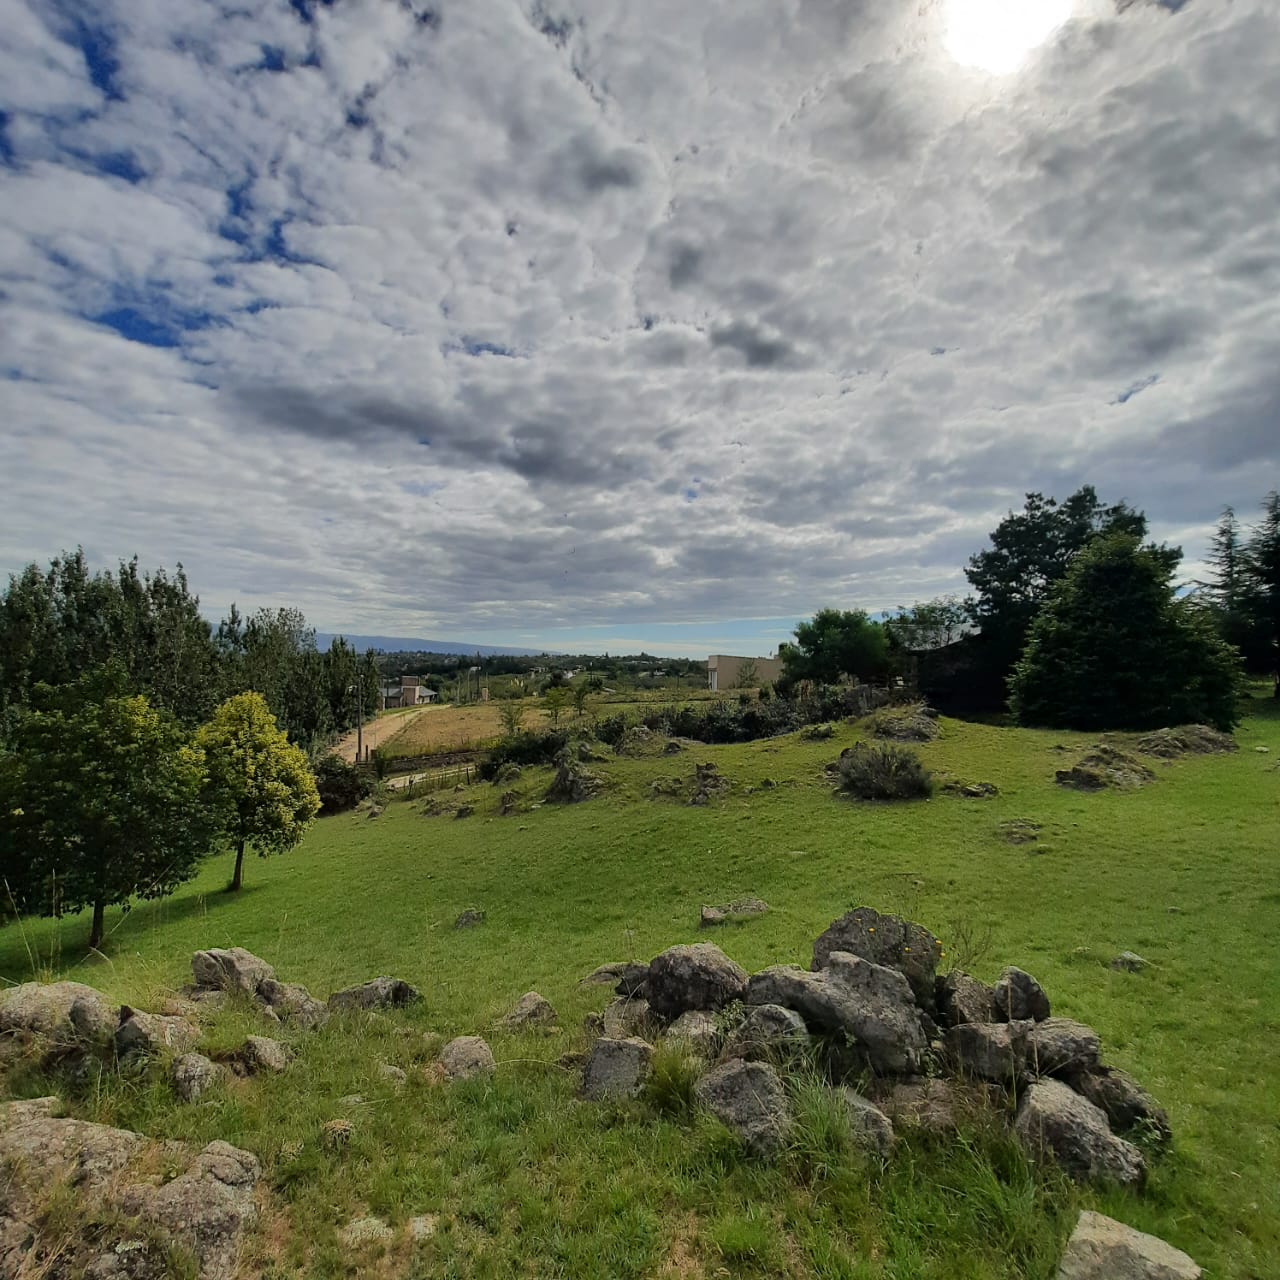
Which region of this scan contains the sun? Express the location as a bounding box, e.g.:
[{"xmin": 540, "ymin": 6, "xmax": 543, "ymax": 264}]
[{"xmin": 944, "ymin": 0, "xmax": 1073, "ymax": 75}]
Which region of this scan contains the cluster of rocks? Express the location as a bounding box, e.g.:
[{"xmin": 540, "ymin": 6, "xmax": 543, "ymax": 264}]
[
  {"xmin": 573, "ymin": 907, "xmax": 1170, "ymax": 1196},
  {"xmin": 1056, "ymin": 745, "xmax": 1157, "ymax": 791},
  {"xmin": 869, "ymin": 703, "xmax": 941, "ymax": 743}
]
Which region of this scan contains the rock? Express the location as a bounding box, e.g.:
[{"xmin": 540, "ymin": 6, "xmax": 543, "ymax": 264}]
[
  {"xmin": 237, "ymin": 1035, "xmax": 292, "ymax": 1075},
  {"xmin": 454, "ymin": 805, "xmax": 474, "ymax": 819},
  {"xmin": 666, "ymin": 1009, "xmax": 723, "ymax": 1058},
  {"xmin": 944, "ymin": 1020, "xmax": 1033, "ymax": 1084},
  {"xmin": 0, "ymin": 1095, "xmax": 63, "ymax": 1123},
  {"xmin": 257, "ymin": 978, "xmax": 329, "ymax": 1029},
  {"xmin": 869, "ymin": 1077, "xmax": 998, "ymax": 1137},
  {"xmin": 115, "ymin": 1007, "xmax": 201, "ymax": 1061},
  {"xmin": 835, "ymin": 1088, "xmax": 896, "ymax": 1157},
  {"xmin": 936, "ymin": 970, "xmax": 995, "ymax": 1027},
  {"xmin": 582, "ymin": 1036, "xmax": 653, "ymax": 1101},
  {"xmin": 0, "ymin": 979, "xmax": 114, "ymax": 1047},
  {"xmin": 700, "ymin": 897, "xmax": 769, "ymax": 927},
  {"xmin": 1000, "ymin": 819, "xmax": 1043, "ymax": 845},
  {"xmin": 378, "ymin": 1063, "xmax": 407, "ymax": 1087},
  {"xmin": 499, "ymin": 991, "xmax": 558, "ymax": 1032},
  {"xmin": 454, "ymin": 908, "xmax": 486, "ymax": 929},
  {"xmin": 172, "ymin": 1053, "xmax": 220, "ymax": 1103},
  {"xmin": 721, "ymin": 1004, "xmax": 810, "ymax": 1062},
  {"xmin": 339, "ymin": 1216, "xmax": 394, "ymax": 1248},
  {"xmin": 1055, "ymin": 1209, "xmax": 1201, "ymax": 1279},
  {"xmin": 694, "ymin": 1058, "xmax": 790, "ymax": 1157},
  {"xmin": 1014, "ymin": 1079, "xmax": 1145, "ymax": 1187},
  {"xmin": 439, "ymin": 1035, "xmax": 495, "ymax": 1082},
  {"xmin": 327, "ymin": 977, "xmax": 423, "ymax": 1012},
  {"xmin": 121, "ymin": 1141, "xmax": 261, "ymax": 1280},
  {"xmin": 1027, "ymin": 1018, "xmax": 1101, "ymax": 1078},
  {"xmin": 1110, "ymin": 952, "xmax": 1148, "ymax": 973},
  {"xmin": 602, "ymin": 997, "xmax": 660, "ymax": 1040},
  {"xmin": 689, "ymin": 762, "xmax": 729, "ymax": 805},
  {"xmin": 84, "ymin": 1240, "xmax": 169, "ymax": 1279},
  {"xmin": 1135, "ymin": 725, "xmax": 1236, "ymax": 759},
  {"xmin": 992, "ymin": 967, "xmax": 1051, "ymax": 1022},
  {"xmin": 1068, "ymin": 1067, "xmax": 1171, "ymax": 1145},
  {"xmin": 646, "ymin": 943, "xmax": 749, "ymax": 1020},
  {"xmin": 748, "ymin": 952, "xmax": 927, "ymax": 1076},
  {"xmin": 546, "ymin": 754, "xmax": 600, "ymax": 803},
  {"xmin": 941, "ymin": 780, "xmax": 999, "ymax": 798},
  {"xmin": 1056, "ymin": 746, "xmax": 1155, "ymax": 791},
  {"xmin": 613, "ymin": 963, "xmax": 650, "ymax": 998},
  {"xmin": 580, "ymin": 961, "xmax": 645, "ymax": 991},
  {"xmin": 0, "ymin": 1113, "xmax": 143, "ymax": 1194},
  {"xmin": 811, "ymin": 907, "xmax": 942, "ymax": 1010},
  {"xmin": 191, "ymin": 947, "xmax": 276, "ymax": 996}
]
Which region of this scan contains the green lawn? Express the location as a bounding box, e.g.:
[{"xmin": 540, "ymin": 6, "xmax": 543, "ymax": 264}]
[{"xmin": 4, "ymin": 698, "xmax": 1278, "ymax": 1278}]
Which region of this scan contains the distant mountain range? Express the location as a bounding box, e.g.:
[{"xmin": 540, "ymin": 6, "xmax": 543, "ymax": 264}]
[{"xmin": 315, "ymin": 632, "xmax": 549, "ymax": 657}]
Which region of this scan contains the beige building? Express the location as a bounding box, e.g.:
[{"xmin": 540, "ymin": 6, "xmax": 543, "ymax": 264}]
[
  {"xmin": 706, "ymin": 654, "xmax": 785, "ymax": 692},
  {"xmin": 380, "ymin": 675, "xmax": 438, "ymax": 709}
]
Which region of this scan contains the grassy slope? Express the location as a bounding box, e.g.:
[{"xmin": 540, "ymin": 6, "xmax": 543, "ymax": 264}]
[{"xmin": 3, "ymin": 702, "xmax": 1278, "ymax": 1278}]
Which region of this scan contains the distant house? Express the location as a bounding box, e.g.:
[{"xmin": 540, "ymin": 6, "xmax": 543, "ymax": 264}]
[
  {"xmin": 706, "ymin": 654, "xmax": 784, "ymax": 692},
  {"xmin": 380, "ymin": 675, "xmax": 438, "ymax": 709}
]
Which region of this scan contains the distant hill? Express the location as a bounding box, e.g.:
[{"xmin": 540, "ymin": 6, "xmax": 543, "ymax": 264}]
[{"xmin": 315, "ymin": 632, "xmax": 549, "ymax": 657}]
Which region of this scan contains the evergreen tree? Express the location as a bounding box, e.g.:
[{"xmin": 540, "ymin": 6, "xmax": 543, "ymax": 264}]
[{"xmin": 1241, "ymin": 491, "xmax": 1280, "ymax": 696}]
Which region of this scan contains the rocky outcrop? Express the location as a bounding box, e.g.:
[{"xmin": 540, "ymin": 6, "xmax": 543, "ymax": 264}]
[
  {"xmin": 812, "ymin": 907, "xmax": 941, "ymax": 1009},
  {"xmin": 936, "ymin": 971, "xmax": 995, "ymax": 1027},
  {"xmin": 868, "ymin": 1077, "xmax": 997, "ymax": 1138},
  {"xmin": 944, "ymin": 1020, "xmax": 1033, "ymax": 1084},
  {"xmin": 666, "ymin": 1009, "xmax": 722, "ymax": 1057},
  {"xmin": 582, "ymin": 1036, "xmax": 653, "ymax": 1100},
  {"xmin": 439, "ymin": 1035, "xmax": 495, "ymax": 1082},
  {"xmin": 235, "ymin": 1035, "xmax": 292, "ymax": 1075},
  {"xmin": 1027, "ymin": 1018, "xmax": 1101, "ymax": 1078},
  {"xmin": 115, "ymin": 1007, "xmax": 200, "ymax": 1061},
  {"xmin": 1055, "ymin": 1210, "xmax": 1201, "ymax": 1279},
  {"xmin": 694, "ymin": 1058, "xmax": 790, "ymax": 1157},
  {"xmin": 499, "ymin": 991, "xmax": 558, "ymax": 1032},
  {"xmin": 646, "ymin": 943, "xmax": 749, "ymax": 1020},
  {"xmin": 257, "ymin": 979, "xmax": 329, "ymax": 1029},
  {"xmin": 600, "ymin": 996, "xmax": 660, "ymax": 1041},
  {"xmin": 721, "ymin": 1004, "xmax": 809, "ymax": 1063},
  {"xmin": 327, "ymin": 977, "xmax": 423, "ymax": 1013},
  {"xmin": 1015, "ymin": 1079, "xmax": 1145, "ymax": 1187},
  {"xmin": 0, "ymin": 979, "xmax": 114, "ymax": 1049},
  {"xmin": 1068, "ymin": 1067, "xmax": 1172, "ymax": 1145},
  {"xmin": 191, "ymin": 947, "xmax": 276, "ymax": 996},
  {"xmin": 172, "ymin": 1053, "xmax": 220, "ymax": 1102},
  {"xmin": 992, "ymin": 967, "xmax": 1051, "ymax": 1022}
]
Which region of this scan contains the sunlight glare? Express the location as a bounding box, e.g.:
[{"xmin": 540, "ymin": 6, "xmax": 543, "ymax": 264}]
[{"xmin": 945, "ymin": 0, "xmax": 1073, "ymax": 75}]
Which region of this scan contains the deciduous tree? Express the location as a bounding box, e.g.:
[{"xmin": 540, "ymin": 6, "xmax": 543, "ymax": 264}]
[{"xmin": 779, "ymin": 608, "xmax": 890, "ymax": 686}]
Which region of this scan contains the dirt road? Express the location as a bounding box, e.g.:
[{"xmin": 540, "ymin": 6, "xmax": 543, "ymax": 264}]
[{"xmin": 333, "ymin": 707, "xmax": 426, "ymax": 762}]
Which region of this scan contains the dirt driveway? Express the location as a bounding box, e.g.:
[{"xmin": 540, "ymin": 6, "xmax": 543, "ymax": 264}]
[{"xmin": 333, "ymin": 707, "xmax": 426, "ymax": 762}]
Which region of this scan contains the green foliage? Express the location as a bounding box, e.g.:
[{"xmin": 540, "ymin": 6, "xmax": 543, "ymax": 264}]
[
  {"xmin": 642, "ymin": 1044, "xmax": 704, "ymax": 1121},
  {"xmin": 0, "ymin": 669, "xmax": 212, "ymax": 949},
  {"xmin": 836, "ymin": 741, "xmax": 934, "ymax": 800},
  {"xmin": 1240, "ymin": 492, "xmax": 1280, "ymax": 691},
  {"xmin": 196, "ymin": 692, "xmax": 320, "ymax": 890},
  {"xmin": 543, "ymin": 686, "xmax": 570, "ymax": 727},
  {"xmin": 779, "ymin": 608, "xmax": 890, "ymax": 685},
  {"xmin": 312, "ymin": 753, "xmax": 373, "ymax": 815},
  {"xmin": 1011, "ymin": 533, "xmax": 1244, "ymax": 732},
  {"xmin": 886, "ymin": 595, "xmax": 968, "ymax": 652},
  {"xmin": 498, "ymin": 696, "xmax": 529, "ymax": 738}
]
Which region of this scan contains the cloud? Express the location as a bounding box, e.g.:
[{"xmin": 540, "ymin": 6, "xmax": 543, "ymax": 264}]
[{"xmin": 1, "ymin": 0, "xmax": 1278, "ymax": 651}]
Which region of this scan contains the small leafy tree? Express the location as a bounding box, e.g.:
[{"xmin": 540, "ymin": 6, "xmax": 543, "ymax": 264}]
[
  {"xmin": 573, "ymin": 675, "xmax": 604, "ymax": 718},
  {"xmin": 1010, "ymin": 533, "xmax": 1243, "ymax": 732},
  {"xmin": 0, "ymin": 671, "xmax": 211, "ymax": 950},
  {"xmin": 197, "ymin": 692, "xmax": 320, "ymax": 892},
  {"xmin": 779, "ymin": 609, "xmax": 890, "ymax": 685},
  {"xmin": 498, "ymin": 696, "xmax": 528, "ymax": 738},
  {"xmin": 730, "ymin": 658, "xmax": 760, "ymax": 690},
  {"xmin": 544, "ymin": 686, "xmax": 569, "ymax": 727}
]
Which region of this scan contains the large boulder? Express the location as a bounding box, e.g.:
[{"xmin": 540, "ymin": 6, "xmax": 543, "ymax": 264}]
[
  {"xmin": 1055, "ymin": 1210, "xmax": 1201, "ymax": 1280},
  {"xmin": 721, "ymin": 1004, "xmax": 810, "ymax": 1063},
  {"xmin": 811, "ymin": 907, "xmax": 942, "ymax": 1009},
  {"xmin": 695, "ymin": 1058, "xmax": 790, "ymax": 1157},
  {"xmin": 257, "ymin": 979, "xmax": 329, "ymax": 1030},
  {"xmin": 582, "ymin": 1036, "xmax": 653, "ymax": 1100},
  {"xmin": 0, "ymin": 1110, "xmax": 143, "ymax": 1191},
  {"xmin": 1068, "ymin": 1067, "xmax": 1171, "ymax": 1145},
  {"xmin": 236, "ymin": 1035, "xmax": 292, "ymax": 1075},
  {"xmin": 172, "ymin": 1053, "xmax": 220, "ymax": 1103},
  {"xmin": 439, "ymin": 1035, "xmax": 495, "ymax": 1082},
  {"xmin": 1027, "ymin": 1018, "xmax": 1101, "ymax": 1078},
  {"xmin": 936, "ymin": 971, "xmax": 995, "ymax": 1028},
  {"xmin": 0, "ymin": 980, "xmax": 114, "ymax": 1047},
  {"xmin": 992, "ymin": 967, "xmax": 1051, "ymax": 1022},
  {"xmin": 646, "ymin": 943, "xmax": 748, "ymax": 1021},
  {"xmin": 191, "ymin": 948, "xmax": 275, "ymax": 996},
  {"xmin": 327, "ymin": 977, "xmax": 422, "ymax": 1013},
  {"xmin": 944, "ymin": 1020, "xmax": 1033, "ymax": 1084},
  {"xmin": 115, "ymin": 1008, "xmax": 201, "ymax": 1061},
  {"xmin": 1014, "ymin": 1079, "xmax": 1145, "ymax": 1187},
  {"xmin": 748, "ymin": 952, "xmax": 927, "ymax": 1076},
  {"xmin": 499, "ymin": 991, "xmax": 558, "ymax": 1032}
]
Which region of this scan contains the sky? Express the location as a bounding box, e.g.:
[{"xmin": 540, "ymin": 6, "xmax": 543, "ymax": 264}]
[{"xmin": 1, "ymin": 0, "xmax": 1277, "ymax": 658}]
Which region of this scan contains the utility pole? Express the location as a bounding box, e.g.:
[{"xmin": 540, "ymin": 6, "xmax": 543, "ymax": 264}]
[{"xmin": 356, "ymin": 670, "xmax": 364, "ymax": 763}]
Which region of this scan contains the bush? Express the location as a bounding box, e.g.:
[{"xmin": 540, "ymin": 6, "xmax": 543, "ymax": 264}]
[
  {"xmin": 313, "ymin": 753, "xmax": 373, "ymax": 814},
  {"xmin": 836, "ymin": 742, "xmax": 933, "ymax": 801}
]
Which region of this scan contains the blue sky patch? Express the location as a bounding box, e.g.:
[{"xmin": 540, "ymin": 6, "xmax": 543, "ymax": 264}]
[
  {"xmin": 90, "ymin": 302, "xmax": 218, "ymax": 348},
  {"xmin": 65, "ymin": 15, "xmax": 122, "ymax": 99},
  {"xmin": 0, "ymin": 113, "xmax": 12, "ymax": 167}
]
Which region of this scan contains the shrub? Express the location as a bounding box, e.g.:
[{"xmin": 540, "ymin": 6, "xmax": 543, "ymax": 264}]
[
  {"xmin": 312, "ymin": 753, "xmax": 373, "ymax": 814},
  {"xmin": 836, "ymin": 742, "xmax": 933, "ymax": 801},
  {"xmin": 643, "ymin": 1044, "xmax": 704, "ymax": 1121}
]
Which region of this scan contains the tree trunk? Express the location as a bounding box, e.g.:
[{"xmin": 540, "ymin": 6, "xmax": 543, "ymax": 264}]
[
  {"xmin": 230, "ymin": 838, "xmax": 246, "ymax": 891},
  {"xmin": 89, "ymin": 898, "xmax": 105, "ymax": 950}
]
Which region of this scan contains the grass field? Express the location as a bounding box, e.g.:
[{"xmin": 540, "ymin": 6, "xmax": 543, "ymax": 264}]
[{"xmin": 3, "ymin": 698, "xmax": 1278, "ymax": 1278}]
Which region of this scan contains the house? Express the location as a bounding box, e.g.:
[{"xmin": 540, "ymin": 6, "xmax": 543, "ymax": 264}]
[
  {"xmin": 380, "ymin": 675, "xmax": 438, "ymax": 709},
  {"xmin": 706, "ymin": 654, "xmax": 785, "ymax": 692}
]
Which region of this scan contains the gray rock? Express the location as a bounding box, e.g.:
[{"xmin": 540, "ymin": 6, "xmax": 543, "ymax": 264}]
[
  {"xmin": 602, "ymin": 996, "xmax": 660, "ymax": 1040},
  {"xmin": 84, "ymin": 1240, "xmax": 169, "ymax": 1279},
  {"xmin": 580, "ymin": 961, "xmax": 646, "ymax": 993},
  {"xmin": 499, "ymin": 991, "xmax": 558, "ymax": 1032},
  {"xmin": 115, "ymin": 1008, "xmax": 201, "ymax": 1061},
  {"xmin": 339, "ymin": 1216, "xmax": 394, "ymax": 1248},
  {"xmin": 439, "ymin": 1035, "xmax": 495, "ymax": 1082},
  {"xmin": 666, "ymin": 1009, "xmax": 723, "ymax": 1058},
  {"xmin": 868, "ymin": 1076, "xmax": 998, "ymax": 1137},
  {"xmin": 0, "ymin": 1113, "xmax": 143, "ymax": 1191},
  {"xmin": 0, "ymin": 1095, "xmax": 63, "ymax": 1123},
  {"xmin": 748, "ymin": 952, "xmax": 927, "ymax": 1076},
  {"xmin": 583, "ymin": 1036, "xmax": 653, "ymax": 1100},
  {"xmin": 0, "ymin": 980, "xmax": 114, "ymax": 1047},
  {"xmin": 721, "ymin": 1003, "xmax": 809, "ymax": 1063},
  {"xmin": 237, "ymin": 1035, "xmax": 291, "ymax": 1075},
  {"xmin": 454, "ymin": 908, "xmax": 486, "ymax": 929},
  {"xmin": 1014, "ymin": 1079, "xmax": 1145, "ymax": 1187},
  {"xmin": 694, "ymin": 1058, "xmax": 790, "ymax": 1157},
  {"xmin": 191, "ymin": 947, "xmax": 275, "ymax": 996},
  {"xmin": 327, "ymin": 976, "xmax": 423, "ymax": 1012},
  {"xmin": 944, "ymin": 1020, "xmax": 1034, "ymax": 1084},
  {"xmin": 936, "ymin": 970, "xmax": 995, "ymax": 1027},
  {"xmin": 1027, "ymin": 1018, "xmax": 1101, "ymax": 1078},
  {"xmin": 834, "ymin": 1088, "xmax": 896, "ymax": 1157},
  {"xmin": 992, "ymin": 966, "xmax": 1051, "ymax": 1022},
  {"xmin": 1055, "ymin": 1210, "xmax": 1201, "ymax": 1279},
  {"xmin": 256, "ymin": 978, "xmax": 329, "ymax": 1029},
  {"xmin": 1068, "ymin": 1067, "xmax": 1171, "ymax": 1145},
  {"xmin": 811, "ymin": 907, "xmax": 942, "ymax": 1009},
  {"xmin": 378, "ymin": 1063, "xmax": 408, "ymax": 1087},
  {"xmin": 1110, "ymin": 952, "xmax": 1148, "ymax": 973},
  {"xmin": 700, "ymin": 898, "xmax": 769, "ymax": 927},
  {"xmin": 646, "ymin": 943, "xmax": 749, "ymax": 1020},
  {"xmin": 172, "ymin": 1053, "xmax": 220, "ymax": 1103}
]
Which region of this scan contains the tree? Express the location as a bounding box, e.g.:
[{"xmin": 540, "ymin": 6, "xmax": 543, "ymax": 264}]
[
  {"xmin": 0, "ymin": 671, "xmax": 211, "ymax": 950},
  {"xmin": 573, "ymin": 675, "xmax": 603, "ymax": 718},
  {"xmin": 197, "ymin": 692, "xmax": 320, "ymax": 892},
  {"xmin": 1009, "ymin": 533, "xmax": 1243, "ymax": 732},
  {"xmin": 1240, "ymin": 492, "xmax": 1280, "ymax": 696},
  {"xmin": 885, "ymin": 596, "xmax": 967, "ymax": 652},
  {"xmin": 543, "ymin": 686, "xmax": 569, "ymax": 727},
  {"xmin": 498, "ymin": 695, "xmax": 528, "ymax": 738},
  {"xmin": 779, "ymin": 609, "xmax": 890, "ymax": 686}
]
